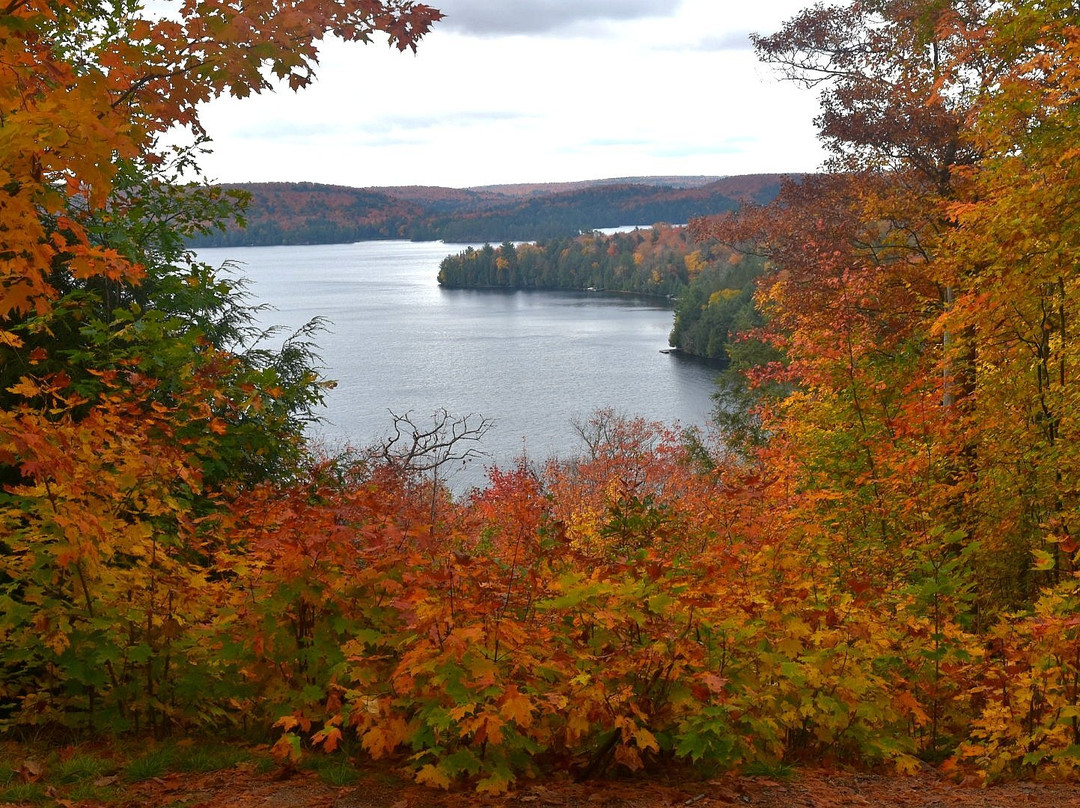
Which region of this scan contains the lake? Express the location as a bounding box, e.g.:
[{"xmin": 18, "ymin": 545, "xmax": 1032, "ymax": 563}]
[{"xmin": 194, "ymin": 240, "xmax": 721, "ymax": 490}]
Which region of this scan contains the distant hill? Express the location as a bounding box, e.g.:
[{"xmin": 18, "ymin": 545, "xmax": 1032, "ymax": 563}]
[
  {"xmin": 468, "ymin": 175, "xmax": 729, "ymax": 197},
  {"xmin": 187, "ymin": 174, "xmax": 797, "ymax": 248}
]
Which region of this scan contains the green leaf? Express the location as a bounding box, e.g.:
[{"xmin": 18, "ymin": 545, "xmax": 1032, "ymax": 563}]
[
  {"xmin": 126, "ymin": 643, "xmax": 153, "ymax": 664},
  {"xmin": 441, "ymin": 748, "xmax": 482, "ymax": 777}
]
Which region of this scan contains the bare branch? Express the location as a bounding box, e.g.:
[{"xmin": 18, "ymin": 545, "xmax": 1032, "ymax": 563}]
[{"xmin": 378, "ymin": 408, "xmax": 493, "ymax": 476}]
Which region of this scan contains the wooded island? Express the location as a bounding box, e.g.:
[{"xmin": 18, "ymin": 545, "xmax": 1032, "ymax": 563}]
[{"xmin": 437, "ymin": 225, "xmax": 765, "ymax": 364}]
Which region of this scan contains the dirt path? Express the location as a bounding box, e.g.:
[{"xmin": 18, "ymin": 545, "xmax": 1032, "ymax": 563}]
[{"xmin": 116, "ymin": 767, "xmax": 1080, "ymax": 808}]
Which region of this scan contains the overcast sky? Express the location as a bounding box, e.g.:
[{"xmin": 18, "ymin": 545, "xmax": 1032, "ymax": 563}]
[{"xmin": 193, "ymin": 0, "xmax": 827, "ymax": 189}]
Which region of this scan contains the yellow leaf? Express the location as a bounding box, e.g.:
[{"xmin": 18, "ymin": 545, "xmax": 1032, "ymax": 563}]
[
  {"xmin": 500, "ymin": 690, "xmax": 534, "ymax": 728},
  {"xmin": 312, "ymin": 726, "xmax": 342, "ymax": 753},
  {"xmin": 271, "ymin": 734, "xmax": 302, "ymax": 764},
  {"xmin": 274, "ymin": 715, "xmax": 300, "ymax": 732},
  {"xmin": 892, "ymin": 753, "xmax": 922, "ymax": 776},
  {"xmin": 566, "ymin": 710, "xmax": 591, "ymax": 742},
  {"xmin": 633, "ymin": 726, "xmax": 660, "ymax": 753},
  {"xmin": 1033, "ymin": 549, "xmax": 1056, "ymax": 571},
  {"xmin": 7, "ymin": 377, "xmax": 41, "ymax": 399},
  {"xmin": 415, "ymin": 763, "xmax": 452, "ymax": 789},
  {"xmin": 449, "ymin": 703, "xmax": 477, "ymax": 721},
  {"xmin": 480, "ymin": 713, "xmax": 505, "ymax": 746},
  {"xmin": 361, "ymin": 726, "xmax": 388, "ymax": 758},
  {"xmin": 476, "ymin": 772, "xmax": 513, "ymax": 794}
]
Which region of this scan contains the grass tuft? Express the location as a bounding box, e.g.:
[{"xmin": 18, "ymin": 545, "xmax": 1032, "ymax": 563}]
[
  {"xmin": 54, "ymin": 751, "xmax": 114, "ymax": 784},
  {"xmin": 743, "ymin": 760, "xmax": 795, "ymax": 780},
  {"xmin": 0, "ymin": 782, "xmax": 48, "ymax": 803},
  {"xmin": 174, "ymin": 742, "xmax": 251, "ymax": 773},
  {"xmin": 123, "ymin": 747, "xmax": 175, "ymax": 782},
  {"xmin": 308, "ymin": 754, "xmax": 362, "ymax": 786}
]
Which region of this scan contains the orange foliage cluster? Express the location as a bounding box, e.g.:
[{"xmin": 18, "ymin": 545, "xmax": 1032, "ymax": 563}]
[{"xmin": 3, "ymin": 0, "xmax": 1080, "ymax": 797}]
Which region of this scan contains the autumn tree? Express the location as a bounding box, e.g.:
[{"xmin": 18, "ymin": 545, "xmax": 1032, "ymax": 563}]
[
  {"xmin": 747, "ymin": 0, "xmax": 1080, "ymax": 611},
  {"xmin": 692, "ymin": 0, "xmax": 1080, "ymax": 765},
  {"xmin": 0, "ymin": 0, "xmax": 441, "ymax": 730},
  {"xmin": 697, "ymin": 0, "xmax": 992, "ymax": 596}
]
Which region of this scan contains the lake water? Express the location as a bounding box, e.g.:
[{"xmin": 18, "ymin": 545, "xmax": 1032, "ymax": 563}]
[{"xmin": 195, "ymin": 240, "xmax": 720, "ymax": 490}]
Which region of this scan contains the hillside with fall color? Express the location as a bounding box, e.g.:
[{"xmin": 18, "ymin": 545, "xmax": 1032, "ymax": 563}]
[
  {"xmin": 187, "ymin": 174, "xmax": 791, "ymax": 247},
  {"xmin": 4, "ymin": 0, "xmax": 1080, "ymax": 803}
]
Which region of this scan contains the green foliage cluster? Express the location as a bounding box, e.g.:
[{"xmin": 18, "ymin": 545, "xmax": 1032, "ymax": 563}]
[
  {"xmin": 668, "ymin": 253, "xmax": 765, "ymax": 361},
  {"xmin": 0, "ymin": 153, "xmax": 330, "ymax": 492}
]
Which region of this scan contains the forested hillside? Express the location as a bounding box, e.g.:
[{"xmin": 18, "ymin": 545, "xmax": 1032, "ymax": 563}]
[
  {"xmin": 188, "ymin": 182, "xmax": 425, "ymax": 245},
  {"xmin": 407, "ymin": 178, "xmax": 782, "ymax": 242},
  {"xmin": 187, "ymin": 174, "xmax": 789, "ymax": 247},
  {"xmin": 4, "ymin": 0, "xmax": 1080, "ymax": 802}
]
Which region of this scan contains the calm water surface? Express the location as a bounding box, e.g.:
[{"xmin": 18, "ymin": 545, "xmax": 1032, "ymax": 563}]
[{"xmin": 196, "ymin": 241, "xmax": 720, "ymax": 488}]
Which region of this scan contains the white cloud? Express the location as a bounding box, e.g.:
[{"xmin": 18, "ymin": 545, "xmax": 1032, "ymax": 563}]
[
  {"xmin": 189, "ymin": 0, "xmax": 826, "ymax": 187},
  {"xmin": 435, "ymin": 0, "xmax": 679, "ymax": 36},
  {"xmin": 693, "ymin": 31, "xmax": 756, "ymax": 51}
]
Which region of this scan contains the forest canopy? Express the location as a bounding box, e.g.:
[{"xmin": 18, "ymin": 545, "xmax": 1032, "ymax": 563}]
[{"xmin": 2, "ymin": 0, "xmax": 1080, "ymax": 797}]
